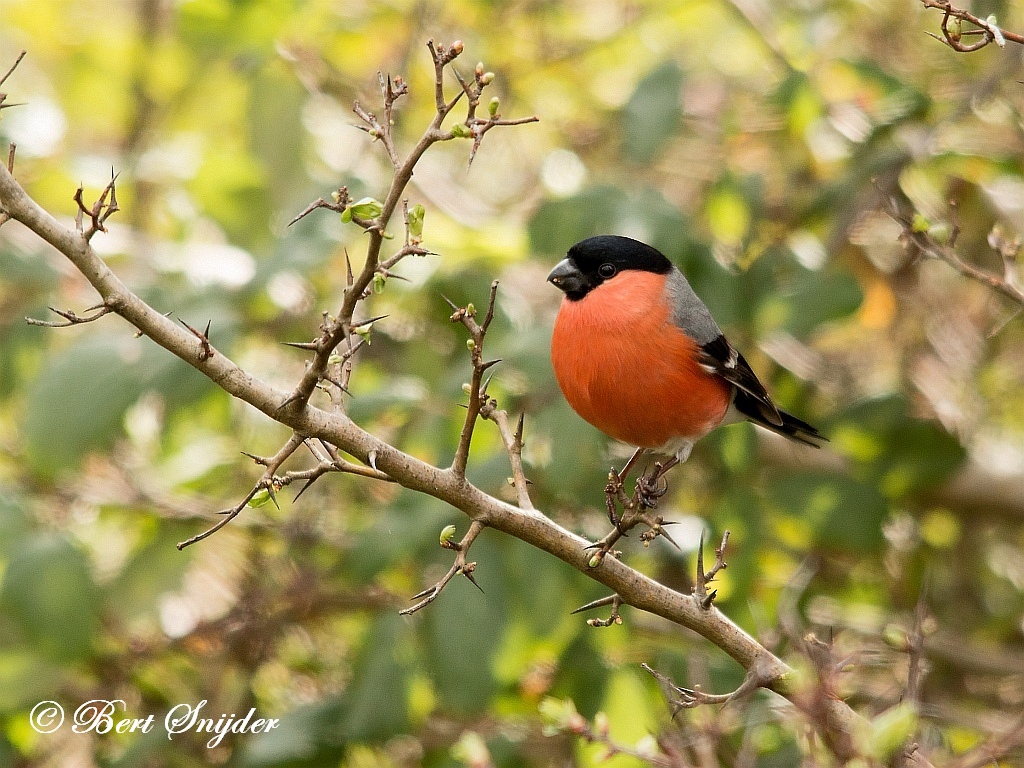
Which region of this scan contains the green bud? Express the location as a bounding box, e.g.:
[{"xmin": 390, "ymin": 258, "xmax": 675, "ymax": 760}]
[
  {"xmin": 451, "ymin": 123, "xmax": 472, "ymax": 138},
  {"xmin": 408, "ymin": 203, "xmax": 425, "ymax": 238},
  {"xmin": 355, "ymin": 326, "xmax": 372, "ymax": 345},
  {"xmin": 882, "ymin": 624, "xmax": 909, "ymax": 649},
  {"xmin": 480, "ymin": 72, "xmax": 495, "ymax": 86},
  {"xmin": 372, "ymin": 273, "xmax": 386, "ymax": 294},
  {"xmin": 462, "ymin": 382, "xmax": 473, "ymax": 395},
  {"xmin": 248, "ymin": 488, "xmax": 273, "ymax": 508},
  {"xmin": 348, "ymin": 196, "xmax": 384, "ymax": 220},
  {"xmin": 439, "ymin": 524, "xmax": 458, "ymax": 545},
  {"xmin": 327, "ymin": 354, "xmax": 343, "ymax": 366},
  {"xmin": 911, "ymin": 213, "xmax": 930, "ymax": 233},
  {"xmin": 488, "ymin": 97, "xmax": 500, "ymax": 117},
  {"xmin": 466, "ymin": 338, "xmax": 476, "ymax": 351},
  {"xmin": 466, "ymin": 302, "xmax": 475, "ymax": 315},
  {"xmin": 588, "ymin": 553, "xmax": 602, "ymax": 568}
]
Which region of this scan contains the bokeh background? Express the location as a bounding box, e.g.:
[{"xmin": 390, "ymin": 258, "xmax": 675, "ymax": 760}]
[{"xmin": 2, "ymin": 0, "xmax": 1024, "ymax": 765}]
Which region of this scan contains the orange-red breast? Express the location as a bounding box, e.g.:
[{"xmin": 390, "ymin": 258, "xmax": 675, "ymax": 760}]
[{"xmin": 548, "ymin": 235, "xmax": 823, "ymax": 475}]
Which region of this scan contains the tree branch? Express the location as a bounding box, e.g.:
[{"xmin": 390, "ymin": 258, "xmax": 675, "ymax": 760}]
[
  {"xmin": 921, "ymin": 0, "xmax": 1024, "ymax": 52},
  {"xmin": 0, "ymin": 51, "xmax": 864, "ymax": 759}
]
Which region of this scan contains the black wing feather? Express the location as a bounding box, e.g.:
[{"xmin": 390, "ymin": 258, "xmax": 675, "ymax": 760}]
[{"xmin": 699, "ymin": 335, "xmax": 827, "ymax": 447}]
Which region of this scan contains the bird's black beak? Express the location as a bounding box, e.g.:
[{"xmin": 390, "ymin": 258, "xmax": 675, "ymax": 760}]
[{"xmin": 547, "ymin": 258, "xmax": 587, "ymax": 295}]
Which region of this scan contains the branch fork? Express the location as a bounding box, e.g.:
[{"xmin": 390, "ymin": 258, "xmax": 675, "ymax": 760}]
[
  {"xmin": 400, "ymin": 519, "xmax": 486, "ymax": 615},
  {"xmin": 74, "ymin": 172, "xmax": 120, "ymax": 241}
]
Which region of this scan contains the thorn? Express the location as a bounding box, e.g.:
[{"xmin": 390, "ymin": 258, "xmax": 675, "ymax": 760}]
[
  {"xmin": 293, "ymin": 476, "xmax": 318, "ymax": 501},
  {"xmin": 571, "ymin": 594, "xmax": 619, "ymax": 614},
  {"xmin": 352, "ymin": 314, "xmax": 388, "ymax": 328},
  {"xmin": 282, "ymin": 340, "xmax": 319, "ymax": 350},
  {"xmin": 464, "ymin": 569, "xmax": 484, "ymax": 593},
  {"xmin": 479, "ymin": 358, "xmax": 502, "ymax": 372},
  {"xmin": 658, "ymin": 526, "xmax": 682, "ymax": 551}
]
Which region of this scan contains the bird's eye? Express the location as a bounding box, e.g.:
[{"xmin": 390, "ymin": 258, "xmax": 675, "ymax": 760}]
[{"xmin": 598, "ymin": 263, "xmax": 617, "ymax": 279}]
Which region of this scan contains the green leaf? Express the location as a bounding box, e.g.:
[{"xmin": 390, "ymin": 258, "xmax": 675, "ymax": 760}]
[
  {"xmin": 408, "ymin": 203, "xmax": 425, "ymax": 238},
  {"xmin": 348, "ymin": 196, "xmax": 384, "ymax": 219},
  {"xmin": 0, "ymin": 535, "xmax": 100, "ymax": 661},
  {"xmin": 337, "ymin": 616, "xmax": 411, "ymax": 740},
  {"xmin": 768, "ymin": 472, "xmax": 888, "ymax": 553},
  {"xmin": 621, "ymin": 61, "xmax": 683, "ymax": 163}
]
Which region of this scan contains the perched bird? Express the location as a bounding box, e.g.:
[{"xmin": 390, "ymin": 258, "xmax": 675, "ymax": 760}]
[{"xmin": 548, "ymin": 235, "xmax": 824, "ymax": 493}]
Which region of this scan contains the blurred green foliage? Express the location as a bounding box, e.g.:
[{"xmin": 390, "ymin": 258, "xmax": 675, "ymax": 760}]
[{"xmin": 2, "ymin": 0, "xmax": 1024, "ymax": 765}]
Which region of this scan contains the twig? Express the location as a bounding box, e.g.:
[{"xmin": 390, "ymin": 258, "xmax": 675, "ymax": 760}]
[
  {"xmin": 879, "ymin": 188, "xmax": 1024, "ymax": 307},
  {"xmin": 179, "ymin": 318, "xmax": 213, "ymax": 361},
  {"xmin": 643, "ymin": 656, "xmax": 775, "ymax": 714},
  {"xmin": 450, "ymin": 281, "xmax": 501, "ymax": 479},
  {"xmin": 921, "ymin": 0, "xmax": 1024, "ymax": 52},
  {"xmin": 400, "ymin": 519, "xmax": 486, "ymax": 614},
  {"xmin": 571, "ymin": 593, "xmax": 623, "ymax": 627},
  {"xmin": 282, "ymin": 41, "xmax": 533, "ymax": 415},
  {"xmin": 693, "ymin": 530, "xmax": 730, "ymax": 609},
  {"xmin": 25, "ymin": 303, "xmax": 112, "ymax": 328},
  {"xmin": 0, "ymin": 50, "xmax": 27, "ymax": 90},
  {"xmin": 481, "ymin": 408, "xmax": 533, "ymax": 510},
  {"xmin": 73, "ymin": 171, "xmax": 120, "ymax": 241},
  {"xmin": 177, "ymin": 433, "xmax": 307, "ymax": 548},
  {"xmin": 287, "ymin": 187, "xmax": 350, "ymax": 227}
]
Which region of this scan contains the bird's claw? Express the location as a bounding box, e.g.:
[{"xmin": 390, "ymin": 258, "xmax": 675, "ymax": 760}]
[{"xmin": 636, "ymin": 472, "xmax": 669, "ymax": 508}]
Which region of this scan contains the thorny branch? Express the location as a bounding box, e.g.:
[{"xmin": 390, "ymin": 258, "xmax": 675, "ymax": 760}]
[
  {"xmin": 643, "ymin": 658, "xmax": 776, "ymax": 714},
  {"xmin": 879, "ymin": 187, "xmax": 1024, "ymax": 308},
  {"xmin": 694, "ymin": 529, "xmax": 730, "ymax": 609},
  {"xmin": 448, "ymin": 280, "xmax": 502, "ymax": 479},
  {"xmin": 400, "ymin": 519, "xmax": 486, "ymax": 615},
  {"xmin": 74, "ymin": 172, "xmax": 120, "ymax": 241},
  {"xmin": 281, "ymin": 39, "xmax": 536, "ymax": 423},
  {"xmin": 586, "ymin": 465, "xmax": 683, "ymax": 568},
  {"xmin": 25, "ymin": 302, "xmax": 112, "ymax": 328},
  {"xmin": 0, "ymin": 44, "xmax": 868, "ymax": 760},
  {"xmin": 921, "ymin": 0, "xmax": 1024, "ymax": 52}
]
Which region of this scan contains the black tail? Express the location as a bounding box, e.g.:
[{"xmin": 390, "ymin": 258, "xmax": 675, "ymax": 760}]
[{"xmin": 734, "ymin": 390, "xmax": 827, "ymax": 448}]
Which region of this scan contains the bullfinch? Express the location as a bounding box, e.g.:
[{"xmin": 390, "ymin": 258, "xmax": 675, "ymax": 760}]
[{"xmin": 548, "ymin": 235, "xmax": 824, "ymax": 491}]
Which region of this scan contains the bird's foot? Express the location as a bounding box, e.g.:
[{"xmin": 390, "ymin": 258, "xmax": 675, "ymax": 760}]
[{"xmin": 636, "ymin": 469, "xmax": 669, "ymax": 508}]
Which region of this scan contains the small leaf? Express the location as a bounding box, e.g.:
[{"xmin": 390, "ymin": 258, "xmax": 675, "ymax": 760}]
[
  {"xmin": 408, "ymin": 204, "xmax": 425, "ymax": 238},
  {"xmin": 348, "ymin": 197, "xmax": 384, "ymax": 219},
  {"xmin": 439, "ymin": 524, "xmax": 458, "ymax": 545},
  {"xmin": 340, "ymin": 207, "xmax": 352, "ymax": 223},
  {"xmin": 911, "ymin": 213, "xmax": 930, "ymax": 233},
  {"xmin": 248, "ymin": 488, "xmax": 273, "ymax": 508},
  {"xmin": 864, "ymin": 703, "xmax": 918, "ymax": 761}
]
